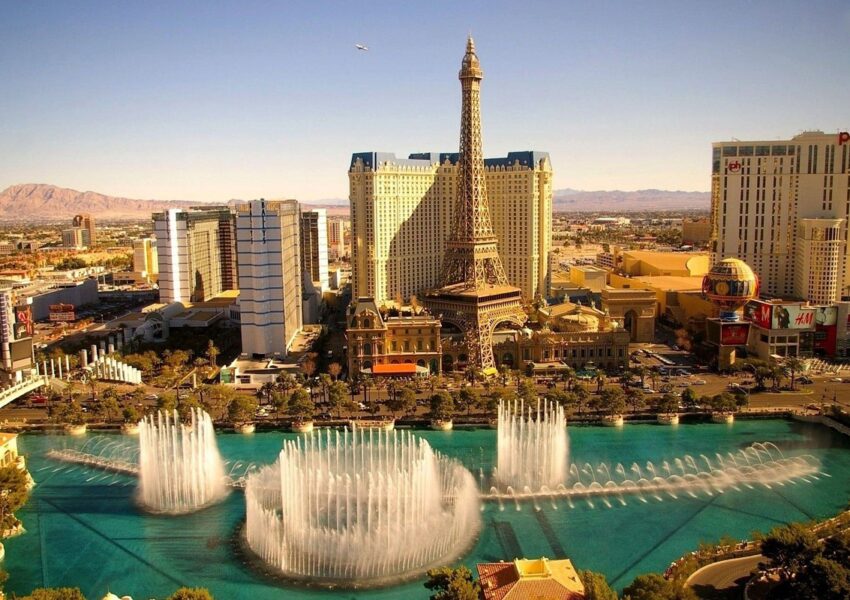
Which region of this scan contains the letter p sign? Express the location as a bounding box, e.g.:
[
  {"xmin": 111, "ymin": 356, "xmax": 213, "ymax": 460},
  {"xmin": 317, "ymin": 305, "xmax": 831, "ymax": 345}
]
[{"xmin": 839, "ymin": 132, "xmax": 850, "ymax": 146}]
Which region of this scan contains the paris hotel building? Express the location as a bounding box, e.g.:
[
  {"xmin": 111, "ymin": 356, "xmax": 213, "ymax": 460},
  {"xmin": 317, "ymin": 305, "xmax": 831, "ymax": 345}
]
[{"xmin": 349, "ymin": 151, "xmax": 553, "ymax": 305}]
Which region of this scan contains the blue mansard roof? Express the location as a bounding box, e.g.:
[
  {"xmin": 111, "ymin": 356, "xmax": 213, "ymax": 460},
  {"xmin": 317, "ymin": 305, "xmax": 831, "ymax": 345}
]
[{"xmin": 349, "ymin": 151, "xmax": 550, "ymax": 170}]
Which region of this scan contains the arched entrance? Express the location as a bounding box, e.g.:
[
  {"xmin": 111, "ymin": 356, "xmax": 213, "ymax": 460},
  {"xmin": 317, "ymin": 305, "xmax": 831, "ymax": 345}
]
[{"xmin": 624, "ymin": 310, "xmax": 638, "ymax": 342}]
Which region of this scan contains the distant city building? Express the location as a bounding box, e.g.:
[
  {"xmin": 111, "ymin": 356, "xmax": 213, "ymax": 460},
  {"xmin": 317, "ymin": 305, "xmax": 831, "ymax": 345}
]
[
  {"xmin": 153, "ymin": 208, "xmax": 237, "ymax": 303},
  {"xmin": 682, "ymin": 218, "xmax": 711, "ymax": 245},
  {"xmin": 349, "ymin": 149, "xmax": 552, "ymax": 305},
  {"xmin": 72, "ymin": 213, "xmax": 96, "ymax": 246},
  {"xmin": 236, "ymin": 199, "xmax": 303, "ymax": 357},
  {"xmin": 300, "ymin": 209, "xmax": 329, "ymax": 292},
  {"xmin": 61, "ymin": 227, "xmax": 87, "ymax": 249},
  {"xmin": 326, "ymin": 218, "xmax": 349, "ymax": 261},
  {"xmin": 132, "ymin": 237, "xmax": 159, "ymax": 283},
  {"xmin": 710, "ymin": 130, "xmax": 850, "ymax": 302}
]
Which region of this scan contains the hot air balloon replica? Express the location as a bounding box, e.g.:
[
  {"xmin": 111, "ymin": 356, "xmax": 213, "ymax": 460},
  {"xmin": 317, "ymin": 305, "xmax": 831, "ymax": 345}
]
[{"xmin": 702, "ymin": 258, "xmax": 760, "ymax": 369}]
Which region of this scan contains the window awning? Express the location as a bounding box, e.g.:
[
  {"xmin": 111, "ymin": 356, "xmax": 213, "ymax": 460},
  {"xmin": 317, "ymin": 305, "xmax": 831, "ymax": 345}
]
[{"xmin": 372, "ymin": 364, "xmax": 418, "ymax": 375}]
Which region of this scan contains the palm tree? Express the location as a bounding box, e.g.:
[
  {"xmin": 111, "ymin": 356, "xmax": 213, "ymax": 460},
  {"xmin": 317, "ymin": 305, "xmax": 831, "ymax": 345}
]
[
  {"xmin": 561, "ymin": 366, "xmax": 575, "ymax": 391},
  {"xmin": 327, "ymin": 362, "xmax": 343, "ymax": 381},
  {"xmin": 784, "ymin": 357, "xmax": 805, "ymax": 391},
  {"xmin": 205, "ymin": 340, "xmax": 220, "ymax": 369}
]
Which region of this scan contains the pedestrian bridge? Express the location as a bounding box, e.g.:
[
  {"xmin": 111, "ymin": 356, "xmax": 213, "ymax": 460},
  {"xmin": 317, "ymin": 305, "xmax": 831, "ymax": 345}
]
[{"xmin": 0, "ymin": 375, "xmax": 48, "ymax": 410}]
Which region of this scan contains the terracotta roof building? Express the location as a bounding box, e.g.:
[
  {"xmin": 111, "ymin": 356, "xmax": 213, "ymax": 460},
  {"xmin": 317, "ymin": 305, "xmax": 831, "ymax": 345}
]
[{"xmin": 477, "ymin": 557, "xmax": 586, "ymax": 600}]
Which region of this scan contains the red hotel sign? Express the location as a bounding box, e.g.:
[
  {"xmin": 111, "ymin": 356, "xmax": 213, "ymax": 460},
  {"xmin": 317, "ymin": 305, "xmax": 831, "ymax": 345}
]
[
  {"xmin": 728, "ymin": 160, "xmax": 741, "ymax": 173},
  {"xmin": 839, "ymin": 132, "xmax": 850, "ymax": 146}
]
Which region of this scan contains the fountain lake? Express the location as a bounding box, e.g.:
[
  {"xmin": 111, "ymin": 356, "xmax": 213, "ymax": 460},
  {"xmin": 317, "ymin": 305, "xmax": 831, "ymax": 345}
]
[{"xmin": 5, "ymin": 418, "xmax": 850, "ymax": 598}]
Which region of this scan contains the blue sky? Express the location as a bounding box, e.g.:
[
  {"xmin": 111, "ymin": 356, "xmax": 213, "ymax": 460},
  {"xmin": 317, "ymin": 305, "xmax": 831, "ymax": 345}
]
[{"xmin": 1, "ymin": 1, "xmax": 849, "ymax": 202}]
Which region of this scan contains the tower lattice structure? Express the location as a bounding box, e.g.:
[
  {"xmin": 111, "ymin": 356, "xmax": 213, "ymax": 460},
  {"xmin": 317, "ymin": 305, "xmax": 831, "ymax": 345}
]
[{"xmin": 426, "ymin": 37, "xmax": 526, "ymax": 371}]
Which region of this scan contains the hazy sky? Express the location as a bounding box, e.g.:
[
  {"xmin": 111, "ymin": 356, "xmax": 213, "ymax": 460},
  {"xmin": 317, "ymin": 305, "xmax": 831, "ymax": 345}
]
[{"xmin": 2, "ymin": 1, "xmax": 849, "ymax": 202}]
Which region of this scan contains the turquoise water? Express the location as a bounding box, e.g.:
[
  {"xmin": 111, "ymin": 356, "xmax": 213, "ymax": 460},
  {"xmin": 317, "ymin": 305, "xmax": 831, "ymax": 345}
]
[{"xmin": 4, "ymin": 419, "xmax": 850, "ymax": 598}]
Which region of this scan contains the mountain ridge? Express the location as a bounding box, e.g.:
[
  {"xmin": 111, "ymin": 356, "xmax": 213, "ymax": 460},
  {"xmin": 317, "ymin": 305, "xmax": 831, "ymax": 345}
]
[{"xmin": 0, "ymin": 183, "xmax": 710, "ymax": 220}]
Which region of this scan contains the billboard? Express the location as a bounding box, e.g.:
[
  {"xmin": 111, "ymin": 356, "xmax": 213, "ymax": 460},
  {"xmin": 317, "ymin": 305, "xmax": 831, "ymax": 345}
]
[
  {"xmin": 814, "ymin": 306, "xmax": 838, "ymax": 327},
  {"xmin": 9, "ymin": 338, "xmax": 33, "ymax": 371},
  {"xmin": 720, "ymin": 322, "xmax": 750, "ymax": 346},
  {"xmin": 744, "ymin": 300, "xmax": 772, "ymax": 329},
  {"xmin": 14, "ymin": 305, "xmax": 33, "ymax": 338},
  {"xmin": 771, "ymin": 304, "xmax": 815, "ymax": 330},
  {"xmin": 49, "ymin": 303, "xmax": 76, "ymax": 322}
]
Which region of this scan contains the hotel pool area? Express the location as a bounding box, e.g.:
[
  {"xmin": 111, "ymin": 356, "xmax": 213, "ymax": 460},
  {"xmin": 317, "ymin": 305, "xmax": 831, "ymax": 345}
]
[{"xmin": 5, "ymin": 418, "xmax": 850, "ymax": 598}]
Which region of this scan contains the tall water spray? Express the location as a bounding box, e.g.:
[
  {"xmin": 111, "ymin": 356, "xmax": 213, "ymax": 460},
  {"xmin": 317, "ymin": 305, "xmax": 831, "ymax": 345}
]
[
  {"xmin": 244, "ymin": 428, "xmax": 480, "ymax": 586},
  {"xmin": 138, "ymin": 408, "xmax": 227, "ymax": 513},
  {"xmin": 495, "ymin": 398, "xmax": 568, "ymax": 492}
]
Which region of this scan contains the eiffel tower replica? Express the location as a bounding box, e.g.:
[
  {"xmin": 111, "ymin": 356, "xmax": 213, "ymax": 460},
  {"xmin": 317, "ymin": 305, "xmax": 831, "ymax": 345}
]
[{"xmin": 425, "ymin": 37, "xmax": 526, "ymax": 371}]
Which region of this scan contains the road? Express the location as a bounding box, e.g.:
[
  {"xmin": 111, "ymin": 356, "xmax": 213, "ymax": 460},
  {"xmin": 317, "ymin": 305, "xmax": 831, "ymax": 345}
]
[{"xmin": 687, "ymin": 554, "xmax": 763, "ymax": 598}]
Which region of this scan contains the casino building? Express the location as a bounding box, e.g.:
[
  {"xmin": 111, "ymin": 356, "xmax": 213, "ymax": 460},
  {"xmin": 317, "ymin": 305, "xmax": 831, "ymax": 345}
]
[{"xmin": 709, "ymin": 130, "xmax": 850, "ymax": 304}]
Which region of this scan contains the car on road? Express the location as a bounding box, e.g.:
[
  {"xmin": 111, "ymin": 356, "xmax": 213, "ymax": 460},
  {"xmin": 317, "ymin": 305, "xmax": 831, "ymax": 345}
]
[
  {"xmin": 358, "ymin": 402, "xmax": 367, "ymax": 410},
  {"xmin": 691, "ymin": 379, "xmax": 707, "ymax": 385},
  {"xmin": 642, "ymin": 386, "xmax": 655, "ymax": 393},
  {"xmin": 806, "ymin": 403, "xmax": 820, "ymax": 410},
  {"xmin": 798, "ymin": 376, "xmax": 814, "ymax": 384},
  {"xmin": 831, "ymin": 377, "xmax": 843, "ymax": 383}
]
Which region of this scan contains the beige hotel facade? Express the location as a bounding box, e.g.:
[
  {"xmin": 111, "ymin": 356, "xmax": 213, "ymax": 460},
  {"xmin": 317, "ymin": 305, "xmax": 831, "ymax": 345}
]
[
  {"xmin": 349, "ymin": 151, "xmax": 552, "ymax": 306},
  {"xmin": 710, "ymin": 130, "xmax": 850, "ymax": 304}
]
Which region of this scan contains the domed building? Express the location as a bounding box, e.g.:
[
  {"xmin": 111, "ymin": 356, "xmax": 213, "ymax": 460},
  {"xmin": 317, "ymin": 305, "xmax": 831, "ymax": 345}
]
[
  {"xmin": 702, "ymin": 258, "xmax": 760, "ymax": 369},
  {"xmin": 702, "ymin": 258, "xmax": 759, "ymax": 319}
]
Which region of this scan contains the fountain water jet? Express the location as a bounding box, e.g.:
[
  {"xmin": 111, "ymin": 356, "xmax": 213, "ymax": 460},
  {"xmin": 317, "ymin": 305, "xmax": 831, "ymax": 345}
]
[
  {"xmin": 138, "ymin": 408, "xmax": 227, "ymax": 513},
  {"xmin": 244, "ymin": 428, "xmax": 479, "ymax": 587},
  {"xmin": 494, "ymin": 399, "xmax": 567, "ymax": 492}
]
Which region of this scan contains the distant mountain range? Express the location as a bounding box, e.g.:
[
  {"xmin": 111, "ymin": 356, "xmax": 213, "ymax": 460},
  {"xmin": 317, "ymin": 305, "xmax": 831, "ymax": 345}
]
[
  {"xmin": 0, "ymin": 184, "xmax": 709, "ymax": 221},
  {"xmin": 554, "ymin": 188, "xmax": 709, "ymax": 212},
  {"xmin": 0, "ymin": 184, "xmax": 349, "ymax": 221}
]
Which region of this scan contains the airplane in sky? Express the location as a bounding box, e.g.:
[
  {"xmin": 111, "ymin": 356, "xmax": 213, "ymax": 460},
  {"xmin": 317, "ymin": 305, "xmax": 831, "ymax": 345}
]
[{"xmin": 355, "ymin": 44, "xmax": 368, "ymax": 51}]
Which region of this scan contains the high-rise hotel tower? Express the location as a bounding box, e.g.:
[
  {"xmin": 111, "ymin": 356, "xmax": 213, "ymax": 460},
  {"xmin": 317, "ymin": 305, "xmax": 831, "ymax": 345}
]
[
  {"xmin": 236, "ymin": 199, "xmax": 303, "ymax": 357},
  {"xmin": 710, "ymin": 130, "xmax": 850, "ymax": 304},
  {"xmin": 349, "ymin": 61, "xmax": 552, "ymax": 306}
]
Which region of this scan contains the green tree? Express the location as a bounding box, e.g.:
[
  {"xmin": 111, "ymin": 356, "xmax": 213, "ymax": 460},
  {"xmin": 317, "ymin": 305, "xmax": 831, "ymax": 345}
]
[
  {"xmin": 20, "ymin": 588, "xmax": 86, "ymax": 600},
  {"xmin": 625, "ymin": 388, "xmax": 646, "ymax": 413},
  {"xmin": 228, "ymin": 395, "xmax": 258, "ymax": 424},
  {"xmin": 386, "ymin": 385, "xmax": 416, "ymax": 417},
  {"xmin": 288, "ymin": 388, "xmax": 315, "ymax": 420},
  {"xmin": 574, "ymin": 385, "xmax": 590, "ymax": 414},
  {"xmin": 595, "ymin": 387, "xmax": 626, "ymax": 417},
  {"xmin": 327, "ymin": 380, "xmax": 350, "ymax": 418},
  {"xmin": 176, "ymin": 394, "xmax": 202, "ymax": 422},
  {"xmin": 760, "ymin": 523, "xmax": 820, "ymax": 580},
  {"xmin": 517, "ymin": 377, "xmax": 537, "ymax": 403},
  {"xmin": 0, "ymin": 464, "xmax": 31, "ymax": 532},
  {"xmin": 122, "ymin": 403, "xmax": 141, "ymax": 424},
  {"xmin": 623, "ymin": 573, "xmax": 697, "ymax": 600},
  {"xmin": 429, "ymin": 391, "xmax": 455, "ymax": 421},
  {"xmin": 680, "ymin": 387, "xmax": 698, "ymax": 410},
  {"xmin": 457, "ymin": 388, "xmax": 480, "ymax": 416},
  {"xmin": 94, "ymin": 395, "xmax": 121, "ymax": 422},
  {"xmin": 709, "ymin": 392, "xmax": 737, "ymax": 414},
  {"xmin": 656, "ymin": 392, "xmax": 679, "ymax": 416},
  {"xmin": 157, "ymin": 392, "xmax": 178, "ymax": 413},
  {"xmin": 167, "ymin": 588, "xmax": 214, "ymax": 600},
  {"xmin": 580, "ymin": 570, "xmax": 618, "ymax": 600},
  {"xmin": 423, "ymin": 565, "xmax": 480, "ymax": 600}
]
